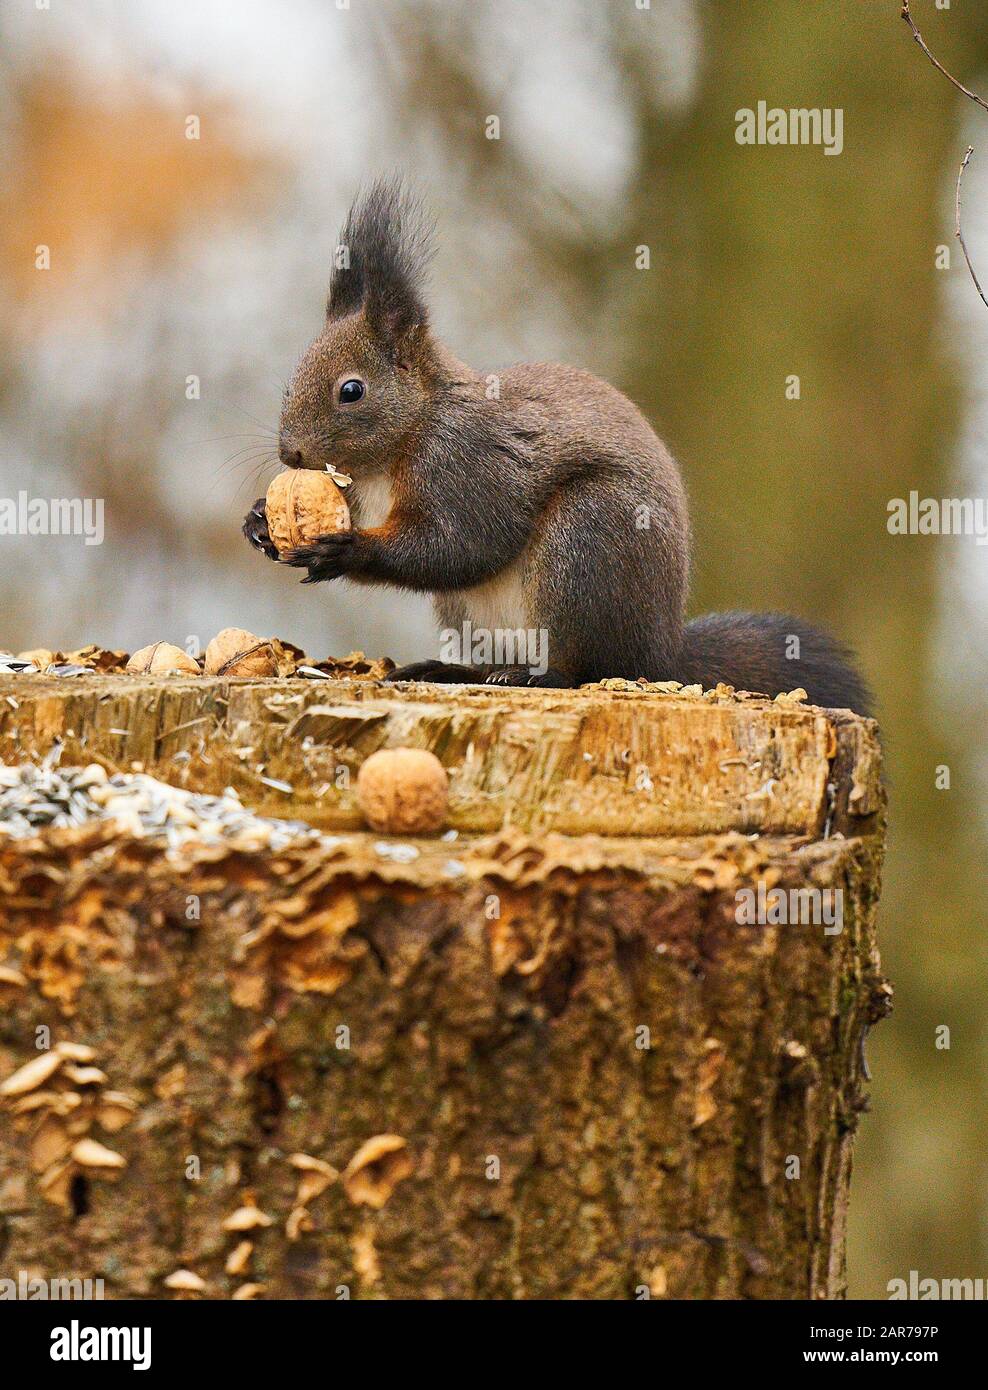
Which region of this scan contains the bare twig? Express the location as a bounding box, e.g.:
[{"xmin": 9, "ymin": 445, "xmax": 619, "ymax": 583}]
[
  {"xmin": 902, "ymin": 2, "xmax": 988, "ymax": 309},
  {"xmin": 955, "ymin": 147, "xmax": 988, "ymax": 310},
  {"xmin": 901, "ymin": 2, "xmax": 988, "ymax": 115}
]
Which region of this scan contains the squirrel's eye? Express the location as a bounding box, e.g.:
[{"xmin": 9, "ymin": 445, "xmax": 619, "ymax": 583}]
[{"xmin": 338, "ymin": 378, "xmax": 365, "ymax": 404}]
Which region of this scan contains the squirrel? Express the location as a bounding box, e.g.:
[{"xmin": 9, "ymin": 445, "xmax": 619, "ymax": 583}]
[{"xmin": 244, "ymin": 179, "xmax": 870, "ymax": 714}]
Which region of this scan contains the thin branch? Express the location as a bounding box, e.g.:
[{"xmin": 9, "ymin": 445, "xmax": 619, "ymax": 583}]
[
  {"xmin": 955, "ymin": 146, "xmax": 988, "ymax": 310},
  {"xmin": 901, "ymin": 2, "xmax": 988, "ymax": 115},
  {"xmin": 902, "ymin": 2, "xmax": 988, "ymax": 309}
]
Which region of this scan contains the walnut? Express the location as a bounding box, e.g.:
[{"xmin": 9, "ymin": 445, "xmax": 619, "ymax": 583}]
[
  {"xmin": 265, "ymin": 468, "xmax": 350, "ymax": 555},
  {"xmin": 355, "ymin": 748, "xmax": 449, "ymax": 833},
  {"xmin": 126, "ymin": 642, "xmax": 200, "ymax": 675},
  {"xmin": 203, "ymin": 628, "xmax": 278, "ymax": 677}
]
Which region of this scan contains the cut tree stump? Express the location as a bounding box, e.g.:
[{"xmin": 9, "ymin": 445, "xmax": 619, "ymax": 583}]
[{"xmin": 0, "ymin": 674, "xmax": 887, "ymax": 1299}]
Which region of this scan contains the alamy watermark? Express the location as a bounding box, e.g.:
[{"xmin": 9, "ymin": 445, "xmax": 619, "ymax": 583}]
[
  {"xmin": 439, "ymin": 621, "xmax": 550, "ymax": 677},
  {"xmin": 735, "ymin": 101, "xmax": 844, "ymax": 156},
  {"xmin": 888, "ymin": 1271, "xmax": 988, "ymax": 1300},
  {"xmin": 50, "ymin": 1319, "xmax": 150, "ymax": 1371},
  {"xmin": 1, "ymin": 1270, "xmax": 105, "ymax": 1299},
  {"xmin": 735, "ymin": 881, "xmax": 843, "ymax": 936},
  {"xmin": 0, "ymin": 492, "xmax": 104, "ymax": 545},
  {"xmin": 887, "ymin": 492, "xmax": 988, "ymax": 544}
]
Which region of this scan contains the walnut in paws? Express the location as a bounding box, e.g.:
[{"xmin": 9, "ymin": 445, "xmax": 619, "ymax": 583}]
[{"xmin": 265, "ymin": 469, "xmax": 350, "ymax": 556}]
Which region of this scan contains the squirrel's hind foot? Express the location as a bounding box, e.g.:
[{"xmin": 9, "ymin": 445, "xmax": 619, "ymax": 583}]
[
  {"xmin": 484, "ymin": 666, "xmax": 572, "ymax": 689},
  {"xmin": 387, "ymin": 660, "xmax": 488, "ymax": 685},
  {"xmin": 386, "ymin": 661, "xmax": 573, "ymax": 689}
]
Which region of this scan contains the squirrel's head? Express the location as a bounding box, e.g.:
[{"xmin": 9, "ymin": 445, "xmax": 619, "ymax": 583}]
[{"xmin": 279, "ymin": 179, "xmax": 437, "ymax": 476}]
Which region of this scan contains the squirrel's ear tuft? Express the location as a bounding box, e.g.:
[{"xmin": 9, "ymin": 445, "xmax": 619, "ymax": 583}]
[{"xmin": 328, "ymin": 177, "xmax": 434, "ymax": 357}]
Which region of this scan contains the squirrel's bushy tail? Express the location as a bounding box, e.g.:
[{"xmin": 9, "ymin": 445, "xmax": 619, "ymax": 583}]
[{"xmin": 678, "ymin": 611, "xmax": 871, "ymax": 715}]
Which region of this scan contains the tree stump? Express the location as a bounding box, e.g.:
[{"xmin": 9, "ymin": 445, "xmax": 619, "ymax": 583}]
[{"xmin": 0, "ymin": 674, "xmax": 887, "ymax": 1299}]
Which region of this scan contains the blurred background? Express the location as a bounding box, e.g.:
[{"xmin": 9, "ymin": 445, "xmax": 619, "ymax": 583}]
[{"xmin": 1, "ymin": 0, "xmax": 986, "ymax": 1296}]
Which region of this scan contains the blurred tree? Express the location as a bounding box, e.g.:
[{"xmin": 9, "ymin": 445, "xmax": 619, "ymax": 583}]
[
  {"xmin": 622, "ymin": 0, "xmax": 988, "ymax": 1296},
  {"xmin": 0, "ymin": 53, "xmax": 282, "ymax": 646},
  {"xmin": 0, "ymin": 60, "xmax": 278, "ymax": 521},
  {"xmin": 377, "ymin": 0, "xmax": 988, "ymax": 1294}
]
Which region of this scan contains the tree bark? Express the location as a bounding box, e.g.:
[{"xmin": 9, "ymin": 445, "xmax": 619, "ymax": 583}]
[{"xmin": 0, "ymin": 675, "xmax": 887, "ymax": 1299}]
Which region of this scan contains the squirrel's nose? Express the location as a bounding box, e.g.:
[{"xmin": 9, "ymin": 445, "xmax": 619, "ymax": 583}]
[{"xmin": 278, "ymin": 440, "xmax": 304, "ymax": 469}]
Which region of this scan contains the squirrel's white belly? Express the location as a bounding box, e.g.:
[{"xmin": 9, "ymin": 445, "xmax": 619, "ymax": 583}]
[
  {"xmin": 443, "ymin": 559, "xmax": 530, "ymax": 634},
  {"xmin": 353, "ymin": 471, "xmax": 530, "ymax": 638},
  {"xmin": 353, "ymin": 474, "xmax": 393, "ymax": 530}
]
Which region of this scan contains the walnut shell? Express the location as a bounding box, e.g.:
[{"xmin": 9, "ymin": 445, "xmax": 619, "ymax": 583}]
[
  {"xmin": 16, "ymin": 648, "xmax": 56, "ymax": 672},
  {"xmin": 204, "ymin": 628, "xmax": 278, "ymax": 677},
  {"xmin": 355, "ymin": 748, "xmax": 449, "ymax": 834},
  {"xmin": 265, "ymin": 468, "xmax": 350, "ymax": 555},
  {"xmin": 126, "ymin": 642, "xmax": 200, "ymax": 675}
]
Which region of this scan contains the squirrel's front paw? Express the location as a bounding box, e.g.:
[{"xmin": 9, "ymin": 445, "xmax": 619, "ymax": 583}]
[
  {"xmin": 242, "ymin": 498, "xmax": 278, "ymax": 561},
  {"xmin": 282, "ymin": 532, "xmax": 356, "ymax": 583}
]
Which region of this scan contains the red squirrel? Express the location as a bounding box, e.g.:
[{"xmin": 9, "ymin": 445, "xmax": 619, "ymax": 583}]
[{"xmin": 244, "ymin": 179, "xmax": 869, "ymax": 712}]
